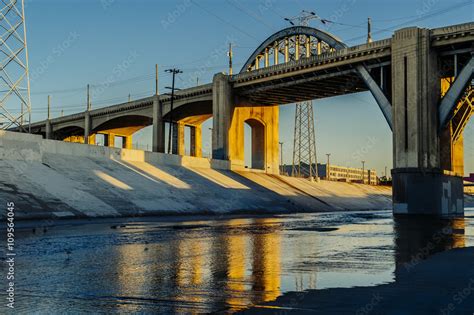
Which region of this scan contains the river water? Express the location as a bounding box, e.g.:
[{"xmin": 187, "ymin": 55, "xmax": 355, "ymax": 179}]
[{"xmin": 3, "ymin": 209, "xmax": 473, "ymax": 314}]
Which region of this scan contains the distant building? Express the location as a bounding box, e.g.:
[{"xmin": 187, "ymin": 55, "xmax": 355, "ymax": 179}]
[
  {"xmin": 317, "ymin": 163, "xmax": 377, "ymax": 185},
  {"xmin": 281, "ymin": 163, "xmax": 378, "ymax": 185}
]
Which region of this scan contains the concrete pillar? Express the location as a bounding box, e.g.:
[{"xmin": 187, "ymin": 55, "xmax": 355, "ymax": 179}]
[
  {"xmin": 172, "ymin": 122, "xmax": 185, "ymax": 155},
  {"xmin": 88, "ymin": 133, "xmax": 96, "ymax": 145},
  {"xmin": 190, "ymin": 125, "xmax": 202, "ymax": 157},
  {"xmin": 107, "ymin": 133, "xmax": 115, "ymax": 147},
  {"xmin": 152, "ymin": 96, "xmax": 165, "ymax": 153},
  {"xmin": 102, "ymin": 133, "xmax": 109, "ymax": 147},
  {"xmin": 391, "ymin": 27, "xmax": 463, "ymax": 216},
  {"xmin": 212, "ymin": 73, "xmax": 234, "ymax": 160},
  {"xmin": 124, "ymin": 136, "xmax": 133, "ymax": 149},
  {"xmin": 440, "ymin": 128, "xmax": 464, "ymax": 175},
  {"xmin": 45, "ymin": 120, "xmax": 52, "ymax": 139},
  {"xmin": 84, "ymin": 112, "xmax": 91, "ymax": 145}
]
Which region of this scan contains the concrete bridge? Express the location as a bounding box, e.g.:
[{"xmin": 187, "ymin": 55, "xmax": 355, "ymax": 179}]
[{"xmin": 23, "ymin": 22, "xmax": 474, "ymax": 216}]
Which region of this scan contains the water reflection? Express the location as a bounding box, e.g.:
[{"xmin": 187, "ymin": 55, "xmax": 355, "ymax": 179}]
[
  {"xmin": 13, "ymin": 210, "xmax": 473, "ymax": 314},
  {"xmin": 393, "ymin": 216, "xmax": 466, "ymax": 277}
]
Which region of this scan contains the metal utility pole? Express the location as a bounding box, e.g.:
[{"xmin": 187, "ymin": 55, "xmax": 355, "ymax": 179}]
[
  {"xmin": 367, "ymin": 17, "xmax": 373, "ymax": 43},
  {"xmin": 228, "ymin": 43, "xmax": 233, "ymax": 75},
  {"xmin": 279, "ymin": 142, "xmax": 284, "ymax": 174},
  {"xmin": 361, "ymin": 160, "xmax": 366, "ymax": 183},
  {"xmin": 292, "ymin": 101, "xmax": 318, "ymax": 179},
  {"xmin": 165, "ymin": 68, "xmax": 183, "ymax": 154},
  {"xmin": 326, "ymin": 153, "xmax": 331, "ymax": 180},
  {"xmin": 0, "ymin": 0, "xmax": 32, "ymax": 132}
]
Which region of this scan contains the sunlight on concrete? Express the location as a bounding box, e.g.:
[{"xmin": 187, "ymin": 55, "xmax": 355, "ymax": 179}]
[
  {"xmin": 93, "ymin": 170, "xmax": 133, "ymax": 190},
  {"xmin": 113, "ymin": 159, "xmax": 191, "ymax": 189},
  {"xmin": 185, "ymin": 167, "xmax": 250, "ymax": 189}
]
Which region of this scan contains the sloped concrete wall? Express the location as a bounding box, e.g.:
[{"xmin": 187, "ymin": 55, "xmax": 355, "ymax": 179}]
[{"xmin": 0, "ymin": 131, "xmax": 392, "ymax": 220}]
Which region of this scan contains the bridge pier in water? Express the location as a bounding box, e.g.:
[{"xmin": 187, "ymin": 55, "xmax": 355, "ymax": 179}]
[{"xmin": 391, "ymin": 27, "xmax": 465, "ymax": 216}]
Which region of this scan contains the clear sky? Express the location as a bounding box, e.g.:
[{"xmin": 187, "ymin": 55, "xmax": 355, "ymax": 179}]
[{"xmin": 25, "ymin": 0, "xmax": 473, "ymax": 176}]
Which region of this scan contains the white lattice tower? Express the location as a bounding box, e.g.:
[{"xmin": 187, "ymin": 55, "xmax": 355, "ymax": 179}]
[{"xmin": 0, "ymin": 0, "xmax": 32, "ymax": 131}]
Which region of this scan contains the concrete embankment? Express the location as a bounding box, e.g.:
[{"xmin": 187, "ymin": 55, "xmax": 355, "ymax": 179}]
[{"xmin": 0, "ymin": 131, "xmax": 393, "ymax": 220}]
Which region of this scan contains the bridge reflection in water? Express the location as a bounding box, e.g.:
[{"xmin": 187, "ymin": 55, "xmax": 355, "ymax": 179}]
[{"xmin": 111, "ymin": 218, "xmax": 283, "ymax": 313}]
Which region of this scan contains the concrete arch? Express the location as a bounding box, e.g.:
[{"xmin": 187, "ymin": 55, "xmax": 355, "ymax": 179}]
[
  {"xmin": 91, "ymin": 115, "xmax": 152, "ymax": 136},
  {"xmin": 90, "ymin": 115, "xmax": 153, "ymax": 149},
  {"xmin": 163, "ymin": 100, "xmax": 212, "ymax": 123},
  {"xmin": 53, "ymin": 125, "xmax": 85, "ymax": 142}
]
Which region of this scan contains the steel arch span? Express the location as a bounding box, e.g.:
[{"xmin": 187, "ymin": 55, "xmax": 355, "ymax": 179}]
[
  {"xmin": 239, "ymin": 25, "xmax": 393, "ymax": 130},
  {"xmin": 240, "ymin": 26, "xmax": 347, "ymax": 73}
]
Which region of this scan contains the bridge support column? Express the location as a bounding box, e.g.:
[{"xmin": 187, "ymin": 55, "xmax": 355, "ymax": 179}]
[
  {"xmin": 391, "ymin": 27, "xmax": 463, "ymax": 216},
  {"xmin": 212, "ymin": 73, "xmax": 234, "ymax": 160},
  {"xmin": 45, "ymin": 120, "xmax": 52, "ymax": 139},
  {"xmin": 88, "ymin": 134, "xmax": 96, "ymax": 145},
  {"xmin": 190, "ymin": 125, "xmax": 202, "ymax": 157},
  {"xmin": 105, "ymin": 133, "xmax": 115, "ymax": 147},
  {"xmin": 123, "ymin": 136, "xmax": 132, "ymax": 149},
  {"xmin": 84, "ymin": 112, "xmax": 91, "ymax": 145},
  {"xmin": 172, "ymin": 122, "xmax": 185, "ymax": 155},
  {"xmin": 152, "ymin": 96, "xmax": 165, "ymax": 153},
  {"xmin": 440, "ymin": 128, "xmax": 464, "ymax": 175}
]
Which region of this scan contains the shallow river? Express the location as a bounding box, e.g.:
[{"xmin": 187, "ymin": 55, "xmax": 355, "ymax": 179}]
[{"xmin": 3, "ymin": 209, "xmax": 474, "ymax": 314}]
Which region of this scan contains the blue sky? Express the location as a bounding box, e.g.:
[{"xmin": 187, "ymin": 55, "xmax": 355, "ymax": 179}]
[{"xmin": 25, "ymin": 0, "xmax": 473, "ymax": 175}]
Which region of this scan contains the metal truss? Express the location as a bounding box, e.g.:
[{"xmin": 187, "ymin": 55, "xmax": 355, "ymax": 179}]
[
  {"xmin": 292, "ymin": 100, "xmax": 318, "ymax": 178},
  {"xmin": 451, "ymin": 84, "xmax": 473, "ymax": 143},
  {"xmin": 0, "ymin": 0, "xmax": 32, "ymax": 132}
]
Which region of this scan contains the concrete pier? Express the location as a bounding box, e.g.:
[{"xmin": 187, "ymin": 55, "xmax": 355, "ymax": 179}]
[{"xmin": 391, "ymin": 27, "xmax": 465, "ymax": 215}]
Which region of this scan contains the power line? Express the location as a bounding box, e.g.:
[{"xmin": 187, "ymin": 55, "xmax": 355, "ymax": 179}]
[
  {"xmin": 344, "ymin": 0, "xmax": 472, "ymax": 44},
  {"xmin": 190, "ymin": 0, "xmax": 259, "ymax": 41}
]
